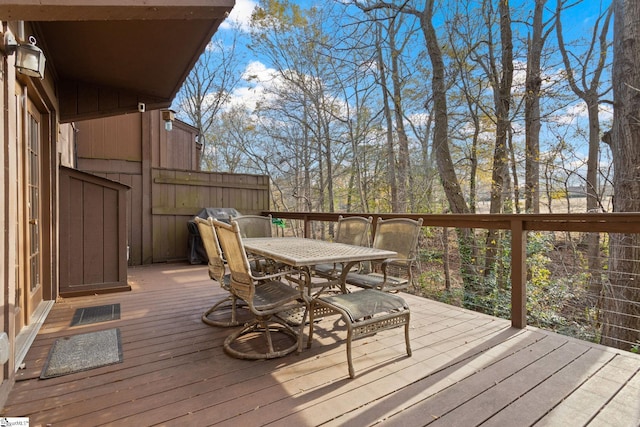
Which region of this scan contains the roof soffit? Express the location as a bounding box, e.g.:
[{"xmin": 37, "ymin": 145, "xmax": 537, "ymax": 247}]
[{"xmin": 1, "ymin": 1, "xmax": 235, "ymax": 122}]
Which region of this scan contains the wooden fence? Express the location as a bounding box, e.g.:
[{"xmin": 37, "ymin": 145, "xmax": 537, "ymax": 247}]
[{"xmin": 151, "ymin": 169, "xmax": 270, "ymax": 263}]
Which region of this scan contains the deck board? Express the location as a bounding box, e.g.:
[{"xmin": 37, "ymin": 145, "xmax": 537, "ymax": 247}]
[{"xmin": 2, "ymin": 263, "xmax": 639, "ymax": 426}]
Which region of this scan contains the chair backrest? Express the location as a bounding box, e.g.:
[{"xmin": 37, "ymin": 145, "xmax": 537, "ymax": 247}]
[
  {"xmin": 234, "ymin": 214, "xmax": 273, "ymax": 238},
  {"xmin": 211, "ymin": 219, "xmax": 255, "ymax": 303},
  {"xmin": 372, "ymin": 217, "xmax": 423, "ymax": 265},
  {"xmin": 195, "ymin": 217, "xmax": 226, "ymax": 283},
  {"xmin": 335, "ymin": 215, "xmax": 373, "ymax": 247}
]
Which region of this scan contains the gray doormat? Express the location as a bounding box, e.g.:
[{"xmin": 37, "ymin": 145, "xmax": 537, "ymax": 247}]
[
  {"xmin": 40, "ymin": 328, "xmax": 123, "ymax": 379},
  {"xmin": 70, "ymin": 303, "xmax": 120, "ymax": 326}
]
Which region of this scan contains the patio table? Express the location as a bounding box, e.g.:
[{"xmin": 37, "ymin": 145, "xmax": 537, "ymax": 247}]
[{"xmin": 243, "ymin": 237, "xmax": 397, "ymax": 294}]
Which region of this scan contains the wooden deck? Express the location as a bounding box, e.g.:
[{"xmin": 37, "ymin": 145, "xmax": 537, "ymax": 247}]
[{"xmin": 3, "ymin": 263, "xmax": 640, "ymax": 426}]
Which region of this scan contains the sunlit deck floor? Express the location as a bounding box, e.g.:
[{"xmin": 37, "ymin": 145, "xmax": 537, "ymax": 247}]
[{"xmin": 3, "ymin": 263, "xmax": 640, "ymax": 426}]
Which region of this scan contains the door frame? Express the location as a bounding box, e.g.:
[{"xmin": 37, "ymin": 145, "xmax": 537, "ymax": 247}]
[
  {"xmin": 25, "ymin": 96, "xmax": 43, "ymax": 320},
  {"xmin": 14, "ymin": 80, "xmax": 54, "ymax": 334}
]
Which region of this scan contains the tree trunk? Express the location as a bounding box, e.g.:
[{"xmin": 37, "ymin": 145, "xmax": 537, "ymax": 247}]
[
  {"xmin": 350, "ymin": 121, "xmax": 369, "ymax": 212},
  {"xmin": 585, "ymin": 98, "xmax": 602, "ymax": 298},
  {"xmin": 524, "ymin": 0, "xmax": 546, "ymax": 213},
  {"xmin": 556, "ymin": 1, "xmax": 612, "ymax": 299},
  {"xmin": 376, "ymin": 23, "xmax": 398, "ymax": 212},
  {"xmin": 419, "ymin": 1, "xmax": 482, "ymax": 308},
  {"xmin": 469, "ymin": 113, "xmax": 480, "ymax": 214},
  {"xmin": 420, "ymin": 1, "xmax": 469, "ymax": 214},
  {"xmin": 602, "ymin": 0, "xmax": 640, "ymax": 350},
  {"xmin": 389, "ymin": 20, "xmax": 410, "ymax": 212},
  {"xmin": 507, "ymin": 127, "xmax": 518, "ymax": 214},
  {"xmin": 485, "ymin": 0, "xmax": 513, "ymax": 282}
]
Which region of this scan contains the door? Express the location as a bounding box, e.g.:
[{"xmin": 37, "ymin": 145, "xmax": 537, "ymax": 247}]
[
  {"xmin": 26, "ymin": 103, "xmax": 43, "ymax": 316},
  {"xmin": 14, "ymin": 87, "xmax": 44, "ymax": 331}
]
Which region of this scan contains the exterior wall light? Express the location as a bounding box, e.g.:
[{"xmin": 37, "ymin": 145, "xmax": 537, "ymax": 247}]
[
  {"xmin": 161, "ymin": 109, "xmax": 176, "ymax": 131},
  {"xmin": 4, "ymin": 33, "xmax": 46, "ymax": 79}
]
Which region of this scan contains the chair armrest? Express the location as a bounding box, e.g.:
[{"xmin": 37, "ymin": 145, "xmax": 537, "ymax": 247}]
[
  {"xmin": 380, "ymin": 255, "xmax": 416, "ymax": 266},
  {"xmin": 249, "ymin": 267, "xmax": 295, "ymax": 282}
]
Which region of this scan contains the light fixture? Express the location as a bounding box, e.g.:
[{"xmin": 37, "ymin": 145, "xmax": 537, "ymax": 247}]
[
  {"xmin": 4, "ymin": 33, "xmax": 46, "ymax": 79},
  {"xmin": 161, "ymin": 109, "xmax": 176, "ymax": 131}
]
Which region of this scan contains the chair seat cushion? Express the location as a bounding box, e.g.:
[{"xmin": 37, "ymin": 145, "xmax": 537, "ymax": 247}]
[
  {"xmin": 318, "ymin": 289, "xmax": 408, "ymax": 323},
  {"xmin": 253, "ymin": 280, "xmax": 301, "ymax": 311},
  {"xmin": 345, "ymin": 272, "xmax": 407, "ymax": 289},
  {"xmin": 314, "ymin": 263, "xmax": 344, "ymax": 280},
  {"xmin": 314, "ymin": 263, "xmax": 341, "ymax": 274},
  {"xmin": 220, "ymin": 273, "xmax": 231, "ymax": 289}
]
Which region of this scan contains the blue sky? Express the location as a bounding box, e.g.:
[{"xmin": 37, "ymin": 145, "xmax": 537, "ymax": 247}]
[
  {"xmin": 222, "ymin": 0, "xmax": 612, "ymax": 43},
  {"xmin": 170, "ymin": 0, "xmax": 613, "ymax": 201},
  {"xmin": 218, "ymin": 0, "xmax": 613, "ymax": 119},
  {"xmin": 194, "ymin": 0, "xmax": 614, "ymax": 189}
]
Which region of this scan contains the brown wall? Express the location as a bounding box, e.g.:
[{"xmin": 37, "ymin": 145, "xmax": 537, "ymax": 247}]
[
  {"xmin": 58, "ymin": 167, "xmax": 129, "ymax": 297},
  {"xmin": 76, "ymin": 112, "xmax": 142, "ymax": 162},
  {"xmin": 76, "ymin": 110, "xmax": 270, "ymax": 265},
  {"xmin": 154, "ymin": 120, "xmax": 199, "ymax": 171}
]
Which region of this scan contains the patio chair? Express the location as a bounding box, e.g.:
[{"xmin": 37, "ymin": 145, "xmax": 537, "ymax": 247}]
[
  {"xmin": 195, "ymin": 217, "xmax": 244, "ymax": 327},
  {"xmin": 212, "ymin": 218, "xmax": 308, "ymax": 359},
  {"xmin": 314, "ymin": 215, "xmax": 373, "ymax": 281},
  {"xmin": 308, "ymin": 289, "xmax": 411, "ymax": 378},
  {"xmin": 234, "ymin": 214, "xmax": 280, "ymax": 272},
  {"xmin": 234, "ymin": 214, "xmax": 273, "ymax": 238},
  {"xmin": 345, "ymin": 217, "xmax": 423, "ymax": 292}
]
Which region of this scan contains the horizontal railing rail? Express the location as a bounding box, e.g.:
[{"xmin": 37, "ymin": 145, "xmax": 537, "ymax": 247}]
[{"xmin": 264, "ymin": 211, "xmax": 640, "ymax": 335}]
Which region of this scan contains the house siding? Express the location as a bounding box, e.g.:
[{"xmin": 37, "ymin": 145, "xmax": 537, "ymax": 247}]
[{"xmin": 1, "ymin": 21, "xmax": 60, "ymax": 404}]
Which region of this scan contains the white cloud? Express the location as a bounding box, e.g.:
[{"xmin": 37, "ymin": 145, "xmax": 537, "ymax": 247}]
[
  {"xmin": 226, "ymin": 60, "xmax": 357, "ymax": 130},
  {"xmin": 551, "ymin": 102, "xmax": 588, "ymax": 125},
  {"xmin": 220, "ymin": 0, "xmax": 257, "ymax": 32},
  {"xmin": 407, "ymin": 112, "xmax": 431, "ymax": 127},
  {"xmin": 241, "ymin": 61, "xmax": 278, "ymax": 84},
  {"xmin": 228, "ymin": 86, "xmax": 263, "ymax": 109},
  {"xmin": 225, "ymin": 61, "xmax": 279, "ymax": 110},
  {"xmin": 511, "ymin": 60, "xmax": 528, "ymax": 92},
  {"xmin": 599, "ymin": 103, "xmax": 613, "ymax": 124},
  {"xmin": 550, "ymin": 101, "xmax": 613, "ymax": 126}
]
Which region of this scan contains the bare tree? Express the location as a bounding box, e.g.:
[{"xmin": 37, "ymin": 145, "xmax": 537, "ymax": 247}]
[
  {"xmin": 326, "ymin": 19, "xmax": 381, "ymax": 213},
  {"xmin": 386, "ymin": 13, "xmax": 412, "ymax": 213},
  {"xmin": 556, "ymin": 0, "xmax": 613, "ymax": 297},
  {"xmin": 462, "ymin": 0, "xmax": 513, "ymax": 284},
  {"xmin": 176, "ymin": 32, "xmax": 243, "ymax": 170},
  {"xmin": 602, "ymin": 0, "xmax": 640, "ymax": 350},
  {"xmin": 525, "ymin": 0, "xmax": 554, "ymax": 213},
  {"xmin": 375, "ymin": 21, "xmax": 399, "ymax": 211},
  {"xmin": 354, "ymin": 0, "xmax": 487, "ymax": 308},
  {"xmin": 444, "ymin": 1, "xmax": 491, "ymax": 214},
  {"xmin": 251, "ymin": 2, "xmax": 347, "ymax": 214},
  {"xmin": 356, "ymin": 0, "xmax": 470, "ymax": 214},
  {"xmin": 486, "ymin": 0, "xmax": 514, "ymax": 219}
]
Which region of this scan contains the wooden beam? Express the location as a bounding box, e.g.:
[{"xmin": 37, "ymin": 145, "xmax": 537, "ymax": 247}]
[
  {"xmin": 153, "ymin": 177, "xmax": 269, "ymax": 191},
  {"xmin": 0, "ymin": 1, "xmax": 234, "ymax": 21}
]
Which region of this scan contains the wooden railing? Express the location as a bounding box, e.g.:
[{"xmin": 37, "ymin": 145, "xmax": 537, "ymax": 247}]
[{"xmin": 264, "ymin": 211, "xmax": 640, "ymax": 331}]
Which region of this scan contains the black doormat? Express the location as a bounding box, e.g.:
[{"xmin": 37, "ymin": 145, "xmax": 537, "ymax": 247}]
[
  {"xmin": 40, "ymin": 328, "xmax": 123, "ymax": 379},
  {"xmin": 70, "ymin": 303, "xmax": 120, "ymax": 327}
]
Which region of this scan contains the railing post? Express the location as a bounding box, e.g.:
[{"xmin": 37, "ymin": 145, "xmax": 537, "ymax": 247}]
[
  {"xmin": 511, "ymin": 219, "xmax": 527, "ymax": 328},
  {"xmin": 304, "ymin": 214, "xmax": 311, "ymax": 238}
]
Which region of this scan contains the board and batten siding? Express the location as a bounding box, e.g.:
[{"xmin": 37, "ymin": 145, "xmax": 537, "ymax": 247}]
[
  {"xmin": 59, "ymin": 167, "xmax": 130, "ymax": 297},
  {"xmin": 75, "ymin": 110, "xmax": 270, "ymax": 265}
]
